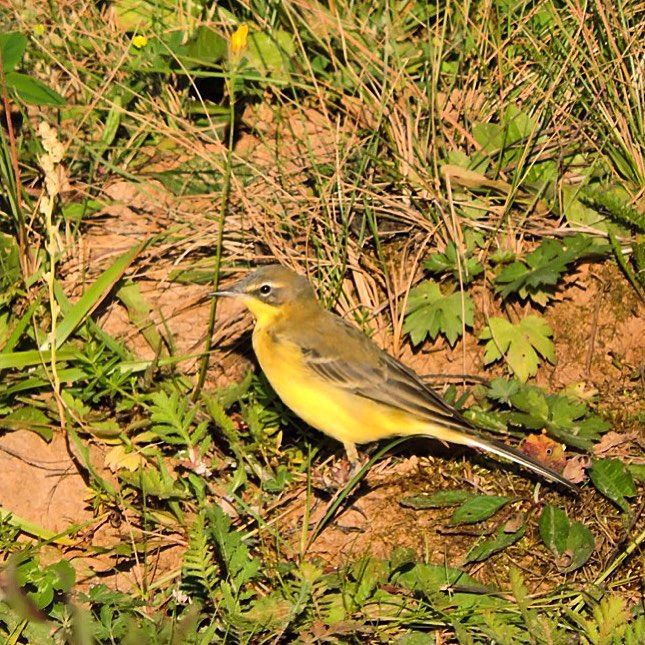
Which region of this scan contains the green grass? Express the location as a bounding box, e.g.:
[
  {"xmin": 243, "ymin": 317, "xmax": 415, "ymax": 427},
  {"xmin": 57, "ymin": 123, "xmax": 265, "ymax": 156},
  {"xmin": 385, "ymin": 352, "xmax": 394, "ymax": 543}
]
[{"xmin": 0, "ymin": 0, "xmax": 643, "ymax": 642}]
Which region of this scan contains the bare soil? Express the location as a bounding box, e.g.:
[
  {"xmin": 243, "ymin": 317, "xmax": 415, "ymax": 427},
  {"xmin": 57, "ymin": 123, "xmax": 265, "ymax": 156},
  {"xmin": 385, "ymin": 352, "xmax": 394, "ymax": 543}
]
[{"xmin": 1, "ymin": 107, "xmax": 643, "ymax": 599}]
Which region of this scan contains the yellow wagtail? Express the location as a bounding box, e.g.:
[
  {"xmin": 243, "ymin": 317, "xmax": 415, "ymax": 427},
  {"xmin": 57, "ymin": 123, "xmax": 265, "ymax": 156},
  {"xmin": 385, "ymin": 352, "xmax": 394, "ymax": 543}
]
[{"xmin": 216, "ymin": 264, "xmax": 579, "ymax": 492}]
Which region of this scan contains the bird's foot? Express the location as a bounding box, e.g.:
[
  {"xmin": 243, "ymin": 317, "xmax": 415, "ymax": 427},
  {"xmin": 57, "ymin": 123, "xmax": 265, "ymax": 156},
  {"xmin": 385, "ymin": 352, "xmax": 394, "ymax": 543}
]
[{"xmin": 311, "ymin": 453, "xmax": 369, "ymax": 492}]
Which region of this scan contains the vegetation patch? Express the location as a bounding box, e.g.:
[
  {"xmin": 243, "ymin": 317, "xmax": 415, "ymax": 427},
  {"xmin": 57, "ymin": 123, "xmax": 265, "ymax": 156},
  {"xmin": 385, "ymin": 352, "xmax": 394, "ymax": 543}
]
[{"xmin": 0, "ymin": 1, "xmax": 643, "ymax": 642}]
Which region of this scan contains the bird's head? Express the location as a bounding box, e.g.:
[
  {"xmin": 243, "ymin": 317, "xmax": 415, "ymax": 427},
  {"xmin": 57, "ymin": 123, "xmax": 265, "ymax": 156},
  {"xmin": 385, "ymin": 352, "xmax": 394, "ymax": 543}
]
[{"xmin": 215, "ymin": 264, "xmax": 318, "ymax": 321}]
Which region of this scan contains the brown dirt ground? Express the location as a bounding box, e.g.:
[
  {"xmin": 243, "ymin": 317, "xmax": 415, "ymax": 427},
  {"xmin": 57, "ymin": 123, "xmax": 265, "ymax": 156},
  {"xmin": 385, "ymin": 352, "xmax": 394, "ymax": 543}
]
[
  {"xmin": 1, "ymin": 106, "xmax": 643, "ymax": 600},
  {"xmin": 2, "ymin": 246, "xmax": 642, "ymax": 596}
]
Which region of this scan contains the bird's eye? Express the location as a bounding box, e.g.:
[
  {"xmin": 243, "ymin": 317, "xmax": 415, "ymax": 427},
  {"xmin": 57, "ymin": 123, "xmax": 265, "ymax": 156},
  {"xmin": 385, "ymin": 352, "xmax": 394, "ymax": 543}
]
[{"xmin": 259, "ymin": 283, "xmax": 272, "ymax": 296}]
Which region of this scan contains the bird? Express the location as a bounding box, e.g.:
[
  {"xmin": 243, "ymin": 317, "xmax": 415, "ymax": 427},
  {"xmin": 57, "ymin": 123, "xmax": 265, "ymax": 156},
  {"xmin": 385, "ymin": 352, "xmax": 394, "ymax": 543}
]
[{"xmin": 215, "ymin": 264, "xmax": 579, "ymax": 493}]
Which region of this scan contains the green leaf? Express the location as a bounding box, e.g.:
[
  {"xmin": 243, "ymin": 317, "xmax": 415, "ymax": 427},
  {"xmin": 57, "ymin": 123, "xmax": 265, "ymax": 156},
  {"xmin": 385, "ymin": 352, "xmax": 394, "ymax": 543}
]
[
  {"xmin": 45, "ymin": 242, "xmax": 144, "ymax": 350},
  {"xmin": 546, "ymin": 399, "xmax": 610, "ymax": 449},
  {"xmin": 502, "ymin": 383, "xmax": 610, "ymax": 449},
  {"xmin": 148, "ymin": 390, "xmax": 197, "ymax": 446},
  {"xmin": 241, "ymin": 592, "xmax": 295, "ymax": 631},
  {"xmin": 487, "ymin": 378, "xmax": 521, "ymax": 404},
  {"xmin": 404, "ymin": 280, "xmax": 474, "ymax": 346},
  {"xmin": 50, "ymin": 560, "xmax": 76, "ymax": 592},
  {"xmin": 480, "ymin": 316, "xmax": 555, "ymax": 382},
  {"xmin": 97, "ymin": 95, "xmax": 122, "ymax": 155},
  {"xmin": 424, "ymin": 239, "xmax": 483, "ymax": 285},
  {"xmin": 590, "ymin": 459, "xmax": 636, "ymax": 513},
  {"xmin": 0, "ymin": 32, "xmax": 27, "ymax": 72},
  {"xmin": 539, "ymin": 504, "xmax": 569, "ymax": 556},
  {"xmin": 509, "ymin": 386, "xmax": 550, "ymax": 422},
  {"xmin": 0, "ymin": 508, "xmax": 73, "ymax": 544},
  {"xmin": 494, "ymin": 235, "xmax": 604, "ymax": 303},
  {"xmin": 185, "ymin": 26, "xmax": 227, "ymax": 65},
  {"xmin": 393, "ymin": 562, "xmax": 485, "ymax": 596},
  {"xmin": 504, "ymin": 105, "xmax": 537, "ymax": 144},
  {"xmin": 4, "ymin": 71, "xmax": 66, "ymax": 106},
  {"xmin": 539, "ymin": 504, "xmax": 595, "ymax": 572},
  {"xmin": 3, "ymin": 406, "xmax": 53, "ymax": 441},
  {"xmin": 113, "ymin": 0, "xmax": 195, "ymax": 31},
  {"xmin": 207, "ymin": 505, "xmax": 260, "ymax": 592},
  {"xmin": 628, "ymin": 463, "xmax": 645, "ymax": 482},
  {"xmin": 400, "ymin": 490, "xmax": 473, "ymax": 510},
  {"xmin": 120, "ymin": 461, "xmax": 190, "ymax": 502},
  {"xmin": 472, "ymin": 121, "xmax": 504, "ymax": 152},
  {"xmin": 562, "ymin": 521, "xmax": 595, "ymax": 573},
  {"xmin": 581, "ymin": 184, "xmax": 645, "ymax": 232},
  {"xmin": 246, "ymin": 30, "xmax": 295, "ymax": 82},
  {"xmin": 117, "ymin": 282, "xmax": 164, "ymax": 354},
  {"xmin": 389, "ymin": 547, "xmax": 417, "ymax": 571},
  {"xmin": 450, "ymin": 495, "xmax": 512, "ymax": 525},
  {"xmin": 589, "ymin": 596, "xmax": 631, "ymax": 643},
  {"xmin": 464, "ymin": 521, "xmax": 526, "ymax": 564}
]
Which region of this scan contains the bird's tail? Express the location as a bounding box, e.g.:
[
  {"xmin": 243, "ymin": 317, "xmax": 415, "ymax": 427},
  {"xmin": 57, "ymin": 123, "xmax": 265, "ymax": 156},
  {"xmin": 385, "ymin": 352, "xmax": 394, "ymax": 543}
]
[{"xmin": 424, "ymin": 425, "xmax": 580, "ymax": 493}]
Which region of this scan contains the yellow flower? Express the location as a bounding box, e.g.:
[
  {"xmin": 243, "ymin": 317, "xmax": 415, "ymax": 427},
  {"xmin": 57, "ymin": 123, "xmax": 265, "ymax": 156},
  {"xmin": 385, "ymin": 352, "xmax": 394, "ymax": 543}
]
[
  {"xmin": 230, "ymin": 24, "xmax": 249, "ymax": 58},
  {"xmin": 132, "ymin": 35, "xmax": 148, "ymax": 49}
]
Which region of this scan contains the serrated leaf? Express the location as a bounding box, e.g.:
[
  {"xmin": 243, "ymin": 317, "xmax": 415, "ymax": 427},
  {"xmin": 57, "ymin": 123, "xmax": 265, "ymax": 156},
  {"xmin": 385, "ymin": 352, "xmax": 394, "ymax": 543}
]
[
  {"xmin": 464, "ymin": 522, "xmax": 526, "ymax": 564},
  {"xmin": 104, "ymin": 444, "xmax": 147, "ymax": 472},
  {"xmin": 450, "ymin": 495, "xmax": 512, "ymax": 525},
  {"xmin": 494, "ymin": 235, "xmax": 600, "ymax": 302},
  {"xmin": 424, "ymin": 240, "xmax": 483, "ymax": 285},
  {"xmin": 400, "ymin": 490, "xmax": 473, "ymax": 509},
  {"xmin": 591, "ymin": 596, "xmax": 631, "ymax": 643},
  {"xmin": 208, "ymin": 505, "xmax": 259, "ymax": 592},
  {"xmin": 480, "ymin": 316, "xmax": 555, "ymax": 382},
  {"xmin": 573, "ymin": 416, "xmax": 611, "ymax": 440},
  {"xmin": 510, "ymin": 386, "xmax": 550, "ymax": 420},
  {"xmin": 545, "ymin": 395, "xmax": 610, "ymax": 449},
  {"xmin": 404, "ymin": 280, "xmax": 473, "ymax": 346},
  {"xmin": 487, "ymin": 378, "xmax": 521, "ymax": 404},
  {"xmin": 590, "ymin": 459, "xmax": 636, "ymax": 513}
]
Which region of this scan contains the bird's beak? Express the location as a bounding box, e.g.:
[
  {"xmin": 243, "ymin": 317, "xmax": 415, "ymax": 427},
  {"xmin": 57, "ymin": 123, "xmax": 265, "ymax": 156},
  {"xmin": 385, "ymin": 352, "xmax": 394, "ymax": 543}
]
[
  {"xmin": 211, "ymin": 273, "xmax": 251, "ymax": 298},
  {"xmin": 210, "ymin": 281, "xmax": 245, "ymax": 298}
]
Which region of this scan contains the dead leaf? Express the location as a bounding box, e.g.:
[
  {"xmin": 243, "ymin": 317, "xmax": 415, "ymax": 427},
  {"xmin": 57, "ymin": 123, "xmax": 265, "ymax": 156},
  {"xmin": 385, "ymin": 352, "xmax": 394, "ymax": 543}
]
[
  {"xmin": 504, "ymin": 512, "xmax": 526, "ymax": 533},
  {"xmin": 561, "ymin": 455, "xmax": 591, "ymax": 484},
  {"xmin": 104, "ymin": 444, "xmax": 146, "ymax": 472},
  {"xmin": 593, "ymin": 430, "xmax": 640, "ymax": 456}
]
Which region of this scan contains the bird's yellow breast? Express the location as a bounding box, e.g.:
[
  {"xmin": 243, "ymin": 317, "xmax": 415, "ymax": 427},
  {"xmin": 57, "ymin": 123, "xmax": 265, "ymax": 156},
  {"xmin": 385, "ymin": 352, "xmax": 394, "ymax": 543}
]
[{"xmin": 252, "ymin": 323, "xmax": 414, "ymax": 446}]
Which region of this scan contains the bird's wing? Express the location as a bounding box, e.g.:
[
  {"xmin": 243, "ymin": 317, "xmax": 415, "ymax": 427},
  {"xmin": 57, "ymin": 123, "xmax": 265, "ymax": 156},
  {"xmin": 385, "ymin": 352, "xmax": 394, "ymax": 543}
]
[{"xmin": 297, "ymin": 313, "xmax": 470, "ymax": 430}]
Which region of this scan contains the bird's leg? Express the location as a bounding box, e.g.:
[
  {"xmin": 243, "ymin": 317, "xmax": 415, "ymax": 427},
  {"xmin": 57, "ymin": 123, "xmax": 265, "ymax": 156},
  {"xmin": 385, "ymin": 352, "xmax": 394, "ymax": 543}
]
[
  {"xmin": 310, "ymin": 441, "xmax": 366, "ymax": 492},
  {"xmin": 343, "ymin": 441, "xmax": 359, "ymax": 466},
  {"xmin": 344, "ymin": 441, "xmax": 370, "ymax": 479}
]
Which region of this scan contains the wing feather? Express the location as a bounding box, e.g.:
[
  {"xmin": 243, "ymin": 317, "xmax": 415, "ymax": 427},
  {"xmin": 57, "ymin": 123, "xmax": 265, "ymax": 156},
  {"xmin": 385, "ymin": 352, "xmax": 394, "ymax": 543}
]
[{"xmin": 298, "ymin": 314, "xmax": 470, "ymax": 430}]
